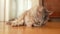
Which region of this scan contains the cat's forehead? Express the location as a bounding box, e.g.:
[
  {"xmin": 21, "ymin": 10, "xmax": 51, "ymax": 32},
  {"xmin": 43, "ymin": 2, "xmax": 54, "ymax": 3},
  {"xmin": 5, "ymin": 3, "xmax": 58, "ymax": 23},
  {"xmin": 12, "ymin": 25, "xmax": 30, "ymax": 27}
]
[
  {"xmin": 38, "ymin": 6, "xmax": 48, "ymax": 12},
  {"xmin": 38, "ymin": 6, "xmax": 43, "ymax": 9}
]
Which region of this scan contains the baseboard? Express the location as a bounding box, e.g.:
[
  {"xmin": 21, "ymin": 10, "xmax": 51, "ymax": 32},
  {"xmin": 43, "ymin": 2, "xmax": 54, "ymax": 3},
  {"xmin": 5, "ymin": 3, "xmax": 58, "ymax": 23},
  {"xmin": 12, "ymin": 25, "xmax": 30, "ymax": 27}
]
[{"xmin": 48, "ymin": 17, "xmax": 60, "ymax": 22}]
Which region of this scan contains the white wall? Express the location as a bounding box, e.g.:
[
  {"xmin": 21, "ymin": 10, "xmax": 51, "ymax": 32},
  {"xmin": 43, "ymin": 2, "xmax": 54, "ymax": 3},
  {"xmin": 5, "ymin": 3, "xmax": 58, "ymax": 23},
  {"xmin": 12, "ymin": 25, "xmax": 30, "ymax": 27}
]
[
  {"xmin": 5, "ymin": 0, "xmax": 10, "ymax": 21},
  {"xmin": 16, "ymin": 0, "xmax": 32, "ymax": 17},
  {"xmin": 0, "ymin": 0, "xmax": 4, "ymax": 21},
  {"xmin": 31, "ymin": 0, "xmax": 42, "ymax": 8},
  {"xmin": 9, "ymin": 0, "xmax": 32, "ymax": 19},
  {"xmin": 0, "ymin": 0, "xmax": 10, "ymax": 21},
  {"xmin": 9, "ymin": 0, "xmax": 16, "ymax": 20}
]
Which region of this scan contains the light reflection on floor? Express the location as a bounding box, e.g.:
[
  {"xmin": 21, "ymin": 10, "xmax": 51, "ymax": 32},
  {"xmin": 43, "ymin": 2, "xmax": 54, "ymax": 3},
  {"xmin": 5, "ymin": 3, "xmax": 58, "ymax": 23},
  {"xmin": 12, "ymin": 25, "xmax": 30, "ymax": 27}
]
[{"xmin": 0, "ymin": 22, "xmax": 60, "ymax": 34}]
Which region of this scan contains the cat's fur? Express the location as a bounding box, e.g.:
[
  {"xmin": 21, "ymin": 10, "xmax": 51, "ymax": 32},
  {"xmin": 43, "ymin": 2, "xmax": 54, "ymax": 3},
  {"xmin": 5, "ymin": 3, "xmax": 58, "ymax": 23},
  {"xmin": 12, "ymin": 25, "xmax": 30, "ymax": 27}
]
[{"xmin": 7, "ymin": 6, "xmax": 52, "ymax": 27}]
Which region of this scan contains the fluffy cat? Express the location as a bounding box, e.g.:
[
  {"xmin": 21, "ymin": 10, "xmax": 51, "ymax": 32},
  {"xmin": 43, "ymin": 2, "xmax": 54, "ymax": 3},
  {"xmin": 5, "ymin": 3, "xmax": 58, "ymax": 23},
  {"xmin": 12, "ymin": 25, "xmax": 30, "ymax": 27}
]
[{"xmin": 7, "ymin": 6, "xmax": 52, "ymax": 27}]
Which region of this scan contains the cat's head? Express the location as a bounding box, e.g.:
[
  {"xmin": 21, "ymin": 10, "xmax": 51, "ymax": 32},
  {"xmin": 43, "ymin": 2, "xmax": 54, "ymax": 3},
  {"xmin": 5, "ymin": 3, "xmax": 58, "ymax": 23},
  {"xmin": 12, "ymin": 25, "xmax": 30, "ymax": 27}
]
[{"xmin": 37, "ymin": 6, "xmax": 53, "ymax": 15}]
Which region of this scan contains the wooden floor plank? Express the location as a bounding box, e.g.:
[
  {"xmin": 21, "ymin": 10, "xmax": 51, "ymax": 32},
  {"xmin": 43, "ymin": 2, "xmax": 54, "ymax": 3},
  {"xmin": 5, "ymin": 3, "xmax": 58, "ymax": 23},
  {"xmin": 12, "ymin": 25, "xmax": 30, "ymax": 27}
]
[{"xmin": 0, "ymin": 22, "xmax": 60, "ymax": 34}]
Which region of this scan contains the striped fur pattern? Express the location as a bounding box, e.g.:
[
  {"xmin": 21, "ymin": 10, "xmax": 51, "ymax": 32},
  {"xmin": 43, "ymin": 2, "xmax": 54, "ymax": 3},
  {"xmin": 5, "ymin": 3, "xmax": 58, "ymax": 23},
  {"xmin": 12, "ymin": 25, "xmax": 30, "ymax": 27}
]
[{"xmin": 7, "ymin": 6, "xmax": 52, "ymax": 27}]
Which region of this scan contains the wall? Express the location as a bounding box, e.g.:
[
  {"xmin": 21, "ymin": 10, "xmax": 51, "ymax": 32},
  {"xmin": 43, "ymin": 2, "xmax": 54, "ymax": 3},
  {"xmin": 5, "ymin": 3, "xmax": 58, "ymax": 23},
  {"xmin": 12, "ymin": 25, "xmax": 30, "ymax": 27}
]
[
  {"xmin": 9, "ymin": 0, "xmax": 32, "ymax": 19},
  {"xmin": 0, "ymin": 0, "xmax": 4, "ymax": 21},
  {"xmin": 0, "ymin": 0, "xmax": 10, "ymax": 21},
  {"xmin": 9, "ymin": 0, "xmax": 16, "ymax": 20}
]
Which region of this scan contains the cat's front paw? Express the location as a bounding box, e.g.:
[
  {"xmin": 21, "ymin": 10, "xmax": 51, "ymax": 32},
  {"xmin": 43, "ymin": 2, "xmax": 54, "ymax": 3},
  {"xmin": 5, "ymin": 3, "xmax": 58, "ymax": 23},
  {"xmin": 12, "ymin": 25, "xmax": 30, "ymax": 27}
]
[
  {"xmin": 8, "ymin": 21, "xmax": 18, "ymax": 27},
  {"xmin": 7, "ymin": 20, "xmax": 24, "ymax": 27}
]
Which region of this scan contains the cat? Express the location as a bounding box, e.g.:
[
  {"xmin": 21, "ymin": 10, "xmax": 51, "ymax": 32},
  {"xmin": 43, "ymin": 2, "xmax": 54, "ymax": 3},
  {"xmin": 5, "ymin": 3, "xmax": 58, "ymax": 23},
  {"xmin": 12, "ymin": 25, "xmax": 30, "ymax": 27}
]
[{"xmin": 7, "ymin": 6, "xmax": 53, "ymax": 27}]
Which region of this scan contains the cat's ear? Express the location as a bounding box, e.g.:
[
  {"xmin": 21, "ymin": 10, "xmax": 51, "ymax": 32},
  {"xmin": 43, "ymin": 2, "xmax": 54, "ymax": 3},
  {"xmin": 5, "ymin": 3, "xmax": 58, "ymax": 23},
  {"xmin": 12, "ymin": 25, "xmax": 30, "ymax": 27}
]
[
  {"xmin": 44, "ymin": 7, "xmax": 53, "ymax": 15},
  {"xmin": 47, "ymin": 10, "xmax": 54, "ymax": 15}
]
